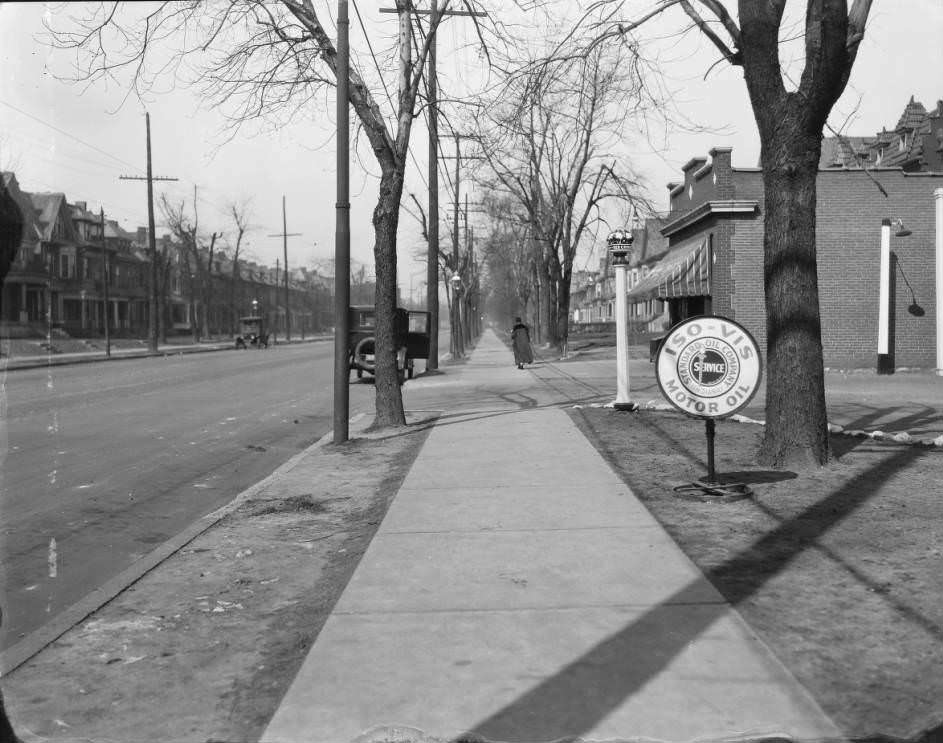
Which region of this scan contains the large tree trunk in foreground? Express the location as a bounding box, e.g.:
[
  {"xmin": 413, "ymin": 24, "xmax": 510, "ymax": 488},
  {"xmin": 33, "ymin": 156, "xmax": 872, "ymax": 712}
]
[
  {"xmin": 738, "ymin": 0, "xmax": 870, "ymax": 467},
  {"xmin": 756, "ymin": 129, "xmax": 830, "ymax": 467},
  {"xmin": 372, "ymin": 168, "xmax": 406, "ymax": 428}
]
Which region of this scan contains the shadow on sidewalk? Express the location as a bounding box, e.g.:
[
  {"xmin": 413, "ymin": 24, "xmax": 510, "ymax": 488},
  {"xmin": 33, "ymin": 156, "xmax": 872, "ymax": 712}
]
[{"xmin": 463, "ymin": 423, "xmax": 932, "ymax": 743}]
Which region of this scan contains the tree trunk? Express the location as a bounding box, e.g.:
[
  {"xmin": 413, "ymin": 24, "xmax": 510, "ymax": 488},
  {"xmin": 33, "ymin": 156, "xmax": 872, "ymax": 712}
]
[
  {"xmin": 735, "ymin": 1, "xmax": 871, "ymax": 468},
  {"xmin": 372, "ymin": 167, "xmax": 406, "ymax": 428},
  {"xmin": 756, "ymin": 128, "xmax": 830, "ymax": 467},
  {"xmin": 557, "ymin": 273, "xmax": 573, "ymax": 354}
]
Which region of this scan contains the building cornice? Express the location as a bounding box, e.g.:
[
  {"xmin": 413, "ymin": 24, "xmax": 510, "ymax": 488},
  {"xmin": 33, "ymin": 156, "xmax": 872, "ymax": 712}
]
[{"xmin": 661, "ymin": 200, "xmax": 759, "ymax": 236}]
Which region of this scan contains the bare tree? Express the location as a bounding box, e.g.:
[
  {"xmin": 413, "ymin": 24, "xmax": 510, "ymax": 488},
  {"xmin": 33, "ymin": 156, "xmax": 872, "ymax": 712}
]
[
  {"xmin": 478, "ymin": 193, "xmax": 536, "ymax": 325},
  {"xmin": 158, "ymin": 192, "xmax": 218, "ymax": 342},
  {"xmin": 475, "ymin": 41, "xmax": 647, "ymax": 353},
  {"xmin": 226, "ymin": 199, "xmax": 253, "ymax": 335},
  {"xmin": 546, "ymin": 0, "xmax": 872, "ymax": 467},
  {"xmin": 45, "ymin": 0, "xmax": 497, "ymax": 428}
]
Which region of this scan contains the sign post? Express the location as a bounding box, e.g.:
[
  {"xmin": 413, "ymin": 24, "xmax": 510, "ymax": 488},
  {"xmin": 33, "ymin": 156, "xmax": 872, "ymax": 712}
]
[{"xmin": 655, "ymin": 315, "xmax": 762, "ymax": 499}]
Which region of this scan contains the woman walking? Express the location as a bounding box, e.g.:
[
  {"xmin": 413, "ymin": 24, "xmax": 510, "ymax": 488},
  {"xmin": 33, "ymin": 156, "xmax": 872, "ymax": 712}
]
[{"xmin": 510, "ymin": 316, "xmax": 534, "ymax": 369}]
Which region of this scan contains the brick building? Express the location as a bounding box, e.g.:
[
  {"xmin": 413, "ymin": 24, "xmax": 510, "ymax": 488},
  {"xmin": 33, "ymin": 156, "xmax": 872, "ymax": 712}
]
[{"xmin": 625, "ymin": 97, "xmax": 943, "ymax": 370}]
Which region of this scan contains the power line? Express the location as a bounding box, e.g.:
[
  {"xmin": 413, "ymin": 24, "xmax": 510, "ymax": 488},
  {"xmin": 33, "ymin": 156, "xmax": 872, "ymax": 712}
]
[
  {"xmin": 352, "ymin": 0, "xmax": 429, "ymax": 192},
  {"xmin": 0, "ymin": 98, "xmax": 143, "ymax": 174}
]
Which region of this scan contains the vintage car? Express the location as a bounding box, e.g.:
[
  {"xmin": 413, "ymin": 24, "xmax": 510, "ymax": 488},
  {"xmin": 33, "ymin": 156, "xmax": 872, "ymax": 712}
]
[
  {"xmin": 348, "ymin": 306, "xmax": 431, "ymax": 382},
  {"xmin": 235, "ymin": 316, "xmax": 269, "ymax": 349}
]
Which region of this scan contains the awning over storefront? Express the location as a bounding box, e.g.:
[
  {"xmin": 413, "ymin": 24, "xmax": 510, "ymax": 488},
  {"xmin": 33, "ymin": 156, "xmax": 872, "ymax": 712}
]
[{"xmin": 627, "ymin": 237, "xmax": 710, "ymax": 301}]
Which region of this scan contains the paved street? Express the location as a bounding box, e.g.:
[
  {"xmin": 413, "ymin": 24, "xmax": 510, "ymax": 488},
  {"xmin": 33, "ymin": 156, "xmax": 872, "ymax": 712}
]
[{"xmin": 0, "ymin": 341, "xmax": 375, "ymax": 652}]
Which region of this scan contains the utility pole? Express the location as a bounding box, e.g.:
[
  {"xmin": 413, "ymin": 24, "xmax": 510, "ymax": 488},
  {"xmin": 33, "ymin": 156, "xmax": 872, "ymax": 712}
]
[
  {"xmin": 267, "ymin": 195, "xmax": 301, "ymax": 342},
  {"xmin": 380, "ymin": 3, "xmax": 486, "ymax": 367},
  {"xmin": 119, "ymin": 112, "xmax": 178, "ymax": 353},
  {"xmin": 100, "ymin": 207, "xmax": 111, "ymax": 357},
  {"xmin": 426, "ymin": 0, "xmax": 441, "ymax": 371},
  {"xmin": 334, "ymin": 0, "xmax": 351, "ymax": 444},
  {"xmin": 441, "ymin": 134, "xmax": 483, "ymax": 358},
  {"xmin": 452, "ymin": 132, "xmax": 463, "ymax": 358}
]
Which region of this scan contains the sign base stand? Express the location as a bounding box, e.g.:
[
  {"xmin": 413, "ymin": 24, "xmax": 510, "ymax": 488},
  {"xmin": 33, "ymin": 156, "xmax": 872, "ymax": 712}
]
[{"xmin": 672, "ymin": 418, "xmax": 753, "ymax": 502}]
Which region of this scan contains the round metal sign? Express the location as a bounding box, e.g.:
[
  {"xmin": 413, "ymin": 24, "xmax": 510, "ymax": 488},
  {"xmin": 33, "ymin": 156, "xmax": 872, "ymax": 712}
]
[{"xmin": 655, "ymin": 316, "xmax": 762, "ymax": 419}]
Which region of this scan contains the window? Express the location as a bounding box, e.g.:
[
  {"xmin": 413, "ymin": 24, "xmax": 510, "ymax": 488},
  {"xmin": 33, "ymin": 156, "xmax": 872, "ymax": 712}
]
[
  {"xmin": 607, "ymin": 302, "xmax": 613, "ymax": 318},
  {"xmin": 60, "ymin": 254, "xmax": 73, "ymax": 279}
]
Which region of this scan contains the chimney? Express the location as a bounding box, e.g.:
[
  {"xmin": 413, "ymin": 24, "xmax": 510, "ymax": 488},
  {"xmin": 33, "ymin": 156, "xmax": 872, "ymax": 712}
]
[{"xmin": 709, "ymin": 147, "xmax": 734, "ymax": 198}]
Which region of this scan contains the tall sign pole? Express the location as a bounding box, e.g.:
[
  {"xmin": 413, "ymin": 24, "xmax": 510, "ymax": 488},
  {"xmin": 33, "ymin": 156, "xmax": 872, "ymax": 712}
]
[
  {"xmin": 119, "ymin": 112, "xmax": 177, "ymax": 352},
  {"xmin": 334, "ymin": 0, "xmax": 351, "ymax": 444}
]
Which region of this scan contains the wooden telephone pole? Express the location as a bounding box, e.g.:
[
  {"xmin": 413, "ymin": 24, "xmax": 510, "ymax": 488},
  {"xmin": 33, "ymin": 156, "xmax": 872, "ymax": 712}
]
[
  {"xmin": 267, "ymin": 195, "xmax": 302, "ymax": 342},
  {"xmin": 334, "ymin": 0, "xmax": 351, "ymax": 443},
  {"xmin": 99, "ymin": 206, "xmax": 111, "ymax": 357},
  {"xmin": 380, "ymin": 2, "xmax": 486, "ymax": 367},
  {"xmin": 119, "ymin": 112, "xmax": 178, "ymax": 352}
]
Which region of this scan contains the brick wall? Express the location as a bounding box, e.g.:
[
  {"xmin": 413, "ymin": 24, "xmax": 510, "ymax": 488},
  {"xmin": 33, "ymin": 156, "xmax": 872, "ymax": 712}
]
[
  {"xmin": 662, "ymin": 150, "xmax": 942, "ymax": 369},
  {"xmin": 816, "ymin": 169, "xmax": 941, "ymax": 368}
]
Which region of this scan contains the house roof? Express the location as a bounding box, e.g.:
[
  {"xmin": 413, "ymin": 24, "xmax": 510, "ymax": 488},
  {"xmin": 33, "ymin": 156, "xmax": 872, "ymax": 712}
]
[
  {"xmin": 895, "ymin": 95, "xmax": 927, "ymax": 131},
  {"xmin": 1, "ymin": 171, "xmax": 42, "ymax": 243},
  {"xmin": 29, "ymin": 192, "xmax": 78, "ymax": 243},
  {"xmin": 819, "ymin": 136, "xmax": 870, "ymax": 168}
]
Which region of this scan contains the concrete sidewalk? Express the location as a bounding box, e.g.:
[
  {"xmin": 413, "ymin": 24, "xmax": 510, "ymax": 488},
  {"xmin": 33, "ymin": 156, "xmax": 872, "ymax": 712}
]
[{"xmin": 261, "ymin": 330, "xmax": 840, "ymax": 743}]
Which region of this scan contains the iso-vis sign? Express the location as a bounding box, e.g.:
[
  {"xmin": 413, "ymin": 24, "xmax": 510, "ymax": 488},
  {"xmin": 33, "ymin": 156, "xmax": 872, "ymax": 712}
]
[{"xmin": 655, "ymin": 316, "xmax": 762, "ymax": 418}]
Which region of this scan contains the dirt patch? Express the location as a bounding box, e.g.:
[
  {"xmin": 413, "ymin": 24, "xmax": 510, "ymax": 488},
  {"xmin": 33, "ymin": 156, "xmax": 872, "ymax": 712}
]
[
  {"xmin": 570, "ymin": 406, "xmax": 943, "ymax": 740},
  {"xmin": 4, "ymin": 416, "xmax": 436, "ymax": 743},
  {"xmin": 242, "ymin": 494, "xmax": 333, "ymax": 516}
]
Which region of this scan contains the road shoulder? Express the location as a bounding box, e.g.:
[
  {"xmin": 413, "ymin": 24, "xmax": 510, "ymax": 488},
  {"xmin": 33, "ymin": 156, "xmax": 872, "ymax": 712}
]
[{"xmin": 4, "ymin": 414, "xmax": 436, "ymax": 743}]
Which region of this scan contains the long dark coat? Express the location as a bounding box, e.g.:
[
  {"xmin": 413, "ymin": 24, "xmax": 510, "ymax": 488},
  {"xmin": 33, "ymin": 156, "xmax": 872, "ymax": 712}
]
[{"xmin": 511, "ymin": 322, "xmax": 534, "ymax": 365}]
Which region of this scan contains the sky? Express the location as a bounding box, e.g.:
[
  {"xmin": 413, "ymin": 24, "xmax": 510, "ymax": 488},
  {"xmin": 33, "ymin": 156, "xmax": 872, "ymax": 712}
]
[{"xmin": 1, "ymin": 1, "xmax": 941, "ymax": 296}]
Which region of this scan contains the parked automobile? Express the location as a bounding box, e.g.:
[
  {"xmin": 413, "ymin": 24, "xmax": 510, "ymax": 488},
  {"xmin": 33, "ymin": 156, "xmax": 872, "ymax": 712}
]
[
  {"xmin": 235, "ymin": 316, "xmax": 269, "ymax": 349},
  {"xmin": 348, "ymin": 305, "xmax": 430, "ymax": 382}
]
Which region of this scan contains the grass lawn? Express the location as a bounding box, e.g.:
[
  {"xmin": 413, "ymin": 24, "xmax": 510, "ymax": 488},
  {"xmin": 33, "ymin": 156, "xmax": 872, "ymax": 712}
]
[{"xmin": 570, "ymin": 406, "xmax": 943, "ymax": 740}]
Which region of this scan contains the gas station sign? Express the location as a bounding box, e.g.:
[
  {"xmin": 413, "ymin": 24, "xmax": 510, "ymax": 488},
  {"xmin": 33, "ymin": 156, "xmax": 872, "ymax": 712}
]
[{"xmin": 656, "ymin": 316, "xmax": 762, "ymax": 418}]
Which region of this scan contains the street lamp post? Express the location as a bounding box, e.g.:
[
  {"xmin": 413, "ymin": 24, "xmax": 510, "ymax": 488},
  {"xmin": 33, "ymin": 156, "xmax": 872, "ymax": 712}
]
[
  {"xmin": 449, "ymin": 273, "xmax": 464, "ymax": 358},
  {"xmin": 877, "ymin": 218, "xmax": 912, "ymax": 375},
  {"xmin": 608, "ymin": 228, "xmax": 636, "ymax": 410}
]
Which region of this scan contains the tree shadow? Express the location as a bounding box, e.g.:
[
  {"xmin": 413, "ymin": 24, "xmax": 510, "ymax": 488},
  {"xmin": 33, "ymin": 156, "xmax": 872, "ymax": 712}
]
[
  {"xmin": 462, "ymin": 444, "xmax": 927, "ymax": 743},
  {"xmin": 715, "ymin": 470, "xmax": 798, "ymax": 484}
]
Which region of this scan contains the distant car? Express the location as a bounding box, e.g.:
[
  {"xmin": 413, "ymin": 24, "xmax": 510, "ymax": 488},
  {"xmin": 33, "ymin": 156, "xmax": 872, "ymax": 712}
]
[
  {"xmin": 235, "ymin": 316, "xmax": 269, "ymax": 349},
  {"xmin": 348, "ymin": 306, "xmax": 430, "ymax": 382}
]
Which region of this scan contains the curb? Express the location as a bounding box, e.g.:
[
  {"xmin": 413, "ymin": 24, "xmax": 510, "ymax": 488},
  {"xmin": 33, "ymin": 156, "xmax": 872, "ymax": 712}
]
[
  {"xmin": 0, "ymin": 411, "xmax": 367, "ymax": 678},
  {"xmin": 0, "ymin": 335, "xmax": 332, "ymax": 372}
]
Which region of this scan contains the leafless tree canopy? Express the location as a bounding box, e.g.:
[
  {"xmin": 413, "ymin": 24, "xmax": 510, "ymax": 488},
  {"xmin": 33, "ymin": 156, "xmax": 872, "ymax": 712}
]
[{"xmin": 474, "ymin": 29, "xmax": 653, "ymax": 350}]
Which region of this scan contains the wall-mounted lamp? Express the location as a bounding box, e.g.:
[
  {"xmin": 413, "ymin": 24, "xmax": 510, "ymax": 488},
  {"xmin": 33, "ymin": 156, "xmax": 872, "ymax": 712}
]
[{"xmin": 892, "ymin": 218, "xmax": 912, "ymax": 237}]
